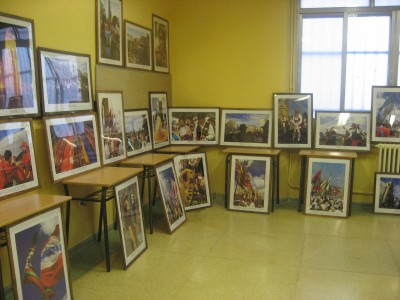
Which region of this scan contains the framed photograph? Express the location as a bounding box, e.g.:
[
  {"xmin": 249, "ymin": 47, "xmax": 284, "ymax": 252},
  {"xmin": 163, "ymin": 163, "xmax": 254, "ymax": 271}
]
[
  {"xmin": 371, "ymin": 86, "xmax": 400, "ymax": 143},
  {"xmin": 7, "ymin": 206, "xmax": 72, "ymax": 300},
  {"xmin": 149, "ymin": 92, "xmax": 169, "ymax": 149},
  {"xmin": 152, "ymin": 15, "xmax": 169, "ymax": 73},
  {"xmin": 304, "ymin": 157, "xmax": 351, "ymax": 218},
  {"xmin": 43, "ymin": 113, "xmax": 101, "ymax": 183},
  {"xmin": 220, "ymin": 109, "xmax": 272, "ymax": 148},
  {"xmin": 0, "ymin": 119, "xmax": 39, "ymax": 199},
  {"xmin": 0, "ymin": 13, "xmax": 39, "ymax": 118},
  {"xmin": 124, "ymin": 109, "xmax": 152, "ymax": 157},
  {"xmin": 173, "ymin": 153, "xmax": 212, "ymax": 211},
  {"xmin": 124, "ymin": 21, "xmax": 152, "ymax": 71},
  {"xmin": 96, "ymin": 0, "xmax": 123, "ymax": 66},
  {"xmin": 315, "ymin": 111, "xmax": 371, "ymax": 151},
  {"xmin": 373, "ymin": 173, "xmax": 400, "ymax": 215},
  {"xmin": 97, "ymin": 91, "xmax": 126, "ymax": 165},
  {"xmin": 169, "ymin": 107, "xmax": 219, "ymax": 145},
  {"xmin": 273, "ymin": 93, "xmax": 312, "ymax": 149},
  {"xmin": 115, "ymin": 176, "xmax": 147, "ymax": 268},
  {"xmin": 155, "ymin": 161, "xmax": 186, "ymax": 233},
  {"xmin": 228, "ymin": 155, "xmax": 271, "ymax": 213},
  {"xmin": 38, "ymin": 47, "xmax": 93, "ymax": 115}
]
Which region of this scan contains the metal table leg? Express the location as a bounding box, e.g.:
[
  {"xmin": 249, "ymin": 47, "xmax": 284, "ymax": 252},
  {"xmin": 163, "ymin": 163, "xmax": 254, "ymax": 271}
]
[
  {"xmin": 100, "ymin": 187, "xmax": 111, "ymax": 272},
  {"xmin": 298, "ymin": 155, "xmax": 307, "ymax": 212},
  {"xmin": 225, "ymin": 154, "xmax": 231, "ymax": 208},
  {"xmin": 63, "ymin": 184, "xmax": 71, "ymax": 244}
]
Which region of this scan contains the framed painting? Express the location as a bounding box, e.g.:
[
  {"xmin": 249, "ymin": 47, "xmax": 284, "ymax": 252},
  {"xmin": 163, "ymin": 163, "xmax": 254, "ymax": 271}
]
[
  {"xmin": 124, "ymin": 109, "xmax": 152, "ymax": 157},
  {"xmin": 96, "ymin": 0, "xmax": 123, "ymax": 67},
  {"xmin": 373, "ymin": 173, "xmax": 400, "ymax": 215},
  {"xmin": 220, "ymin": 109, "xmax": 272, "ymax": 148},
  {"xmin": 168, "ymin": 107, "xmax": 219, "ymax": 145},
  {"xmin": 124, "ymin": 21, "xmax": 152, "ymax": 71},
  {"xmin": 304, "ymin": 157, "xmax": 351, "ymax": 218},
  {"xmin": 152, "ymin": 15, "xmax": 169, "ymax": 73},
  {"xmin": 115, "ymin": 176, "xmax": 147, "ymax": 269},
  {"xmin": 228, "ymin": 155, "xmax": 271, "ymax": 213},
  {"xmin": 0, "ymin": 13, "xmax": 39, "ymax": 118},
  {"xmin": 371, "ymin": 86, "xmax": 400, "ymax": 143},
  {"xmin": 7, "ymin": 206, "xmax": 73, "ymax": 300},
  {"xmin": 97, "ymin": 91, "xmax": 126, "ymax": 165},
  {"xmin": 0, "ymin": 119, "xmax": 39, "ymax": 199},
  {"xmin": 173, "ymin": 152, "xmax": 212, "ymax": 211},
  {"xmin": 43, "ymin": 113, "xmax": 101, "ymax": 183},
  {"xmin": 273, "ymin": 93, "xmax": 312, "ymax": 149},
  {"xmin": 38, "ymin": 47, "xmax": 93, "ymax": 115},
  {"xmin": 315, "ymin": 111, "xmax": 371, "ymax": 151},
  {"xmin": 149, "ymin": 92, "xmax": 169, "ymax": 149},
  {"xmin": 155, "ymin": 161, "xmax": 186, "ymax": 233}
]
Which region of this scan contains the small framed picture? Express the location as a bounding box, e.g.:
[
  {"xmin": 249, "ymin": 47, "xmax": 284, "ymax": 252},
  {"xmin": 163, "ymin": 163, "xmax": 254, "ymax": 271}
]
[
  {"xmin": 43, "ymin": 113, "xmax": 101, "ymax": 183},
  {"xmin": 97, "ymin": 91, "xmax": 127, "ymax": 165},
  {"xmin": 124, "ymin": 21, "xmax": 152, "ymax": 71},
  {"xmin": 228, "ymin": 155, "xmax": 271, "ymax": 213},
  {"xmin": 7, "ymin": 206, "xmax": 73, "ymax": 300},
  {"xmin": 168, "ymin": 107, "xmax": 219, "ymax": 145},
  {"xmin": 152, "ymin": 15, "xmax": 169, "ymax": 73},
  {"xmin": 373, "ymin": 173, "xmax": 400, "ymax": 215},
  {"xmin": 38, "ymin": 48, "xmax": 93, "ymax": 115},
  {"xmin": 155, "ymin": 161, "xmax": 186, "ymax": 233},
  {"xmin": 0, "ymin": 13, "xmax": 39, "ymax": 118},
  {"xmin": 96, "ymin": 0, "xmax": 123, "ymax": 67},
  {"xmin": 315, "ymin": 111, "xmax": 371, "ymax": 151},
  {"xmin": 149, "ymin": 92, "xmax": 169, "ymax": 149},
  {"xmin": 173, "ymin": 153, "xmax": 212, "ymax": 211},
  {"xmin": 115, "ymin": 176, "xmax": 147, "ymax": 269},
  {"xmin": 220, "ymin": 109, "xmax": 272, "ymax": 148},
  {"xmin": 0, "ymin": 119, "xmax": 39, "ymax": 199},
  {"xmin": 371, "ymin": 86, "xmax": 400, "ymax": 143},
  {"xmin": 273, "ymin": 93, "xmax": 312, "ymax": 149},
  {"xmin": 124, "ymin": 109, "xmax": 153, "ymax": 157},
  {"xmin": 304, "ymin": 157, "xmax": 351, "ymax": 218}
]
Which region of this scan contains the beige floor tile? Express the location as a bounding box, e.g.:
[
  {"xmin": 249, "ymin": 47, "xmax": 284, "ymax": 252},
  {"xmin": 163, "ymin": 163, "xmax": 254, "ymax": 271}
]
[
  {"xmin": 388, "ymin": 241, "xmax": 400, "ymax": 269},
  {"xmin": 72, "ymin": 285, "xmax": 126, "ymax": 300},
  {"xmin": 378, "ymin": 216, "xmax": 400, "ymax": 242}
]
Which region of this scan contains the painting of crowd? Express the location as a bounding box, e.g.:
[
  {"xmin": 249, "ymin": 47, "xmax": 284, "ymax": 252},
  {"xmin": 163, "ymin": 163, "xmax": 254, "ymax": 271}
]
[
  {"xmin": 124, "ymin": 111, "xmax": 152, "ymax": 156},
  {"xmin": 318, "ymin": 121, "xmax": 367, "ymax": 148},
  {"xmin": 374, "ymin": 91, "xmax": 400, "ymax": 139},
  {"xmin": 378, "ymin": 177, "xmax": 400, "ymax": 210},
  {"xmin": 99, "ymin": 0, "xmax": 121, "ymax": 61},
  {"xmin": 126, "ymin": 24, "xmax": 151, "ymax": 67},
  {"xmin": 170, "ymin": 111, "xmax": 216, "ymax": 142}
]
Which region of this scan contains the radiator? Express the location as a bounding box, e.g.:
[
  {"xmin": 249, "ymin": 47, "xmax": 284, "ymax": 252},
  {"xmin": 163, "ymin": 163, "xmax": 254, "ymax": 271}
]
[{"xmin": 376, "ymin": 144, "xmax": 400, "ymax": 173}]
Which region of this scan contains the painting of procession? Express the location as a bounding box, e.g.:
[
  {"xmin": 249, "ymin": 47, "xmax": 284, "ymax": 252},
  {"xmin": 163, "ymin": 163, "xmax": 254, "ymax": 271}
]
[
  {"xmin": 228, "ymin": 155, "xmax": 271, "ymax": 213},
  {"xmin": 0, "ymin": 120, "xmax": 38, "ymax": 199},
  {"xmin": 124, "ymin": 21, "xmax": 152, "ymax": 71},
  {"xmin": 124, "ymin": 109, "xmax": 152, "ymax": 157},
  {"xmin": 315, "ymin": 111, "xmax": 370, "ymax": 151},
  {"xmin": 373, "ymin": 173, "xmax": 400, "ymax": 215},
  {"xmin": 149, "ymin": 92, "xmax": 169, "ymax": 149},
  {"xmin": 305, "ymin": 157, "xmax": 351, "ymax": 218}
]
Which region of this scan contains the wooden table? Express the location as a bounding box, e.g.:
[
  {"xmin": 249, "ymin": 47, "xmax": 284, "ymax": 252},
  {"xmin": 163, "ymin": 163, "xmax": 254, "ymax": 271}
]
[
  {"xmin": 62, "ymin": 166, "xmax": 143, "ymax": 272},
  {"xmin": 156, "ymin": 145, "xmax": 200, "ymax": 154}
]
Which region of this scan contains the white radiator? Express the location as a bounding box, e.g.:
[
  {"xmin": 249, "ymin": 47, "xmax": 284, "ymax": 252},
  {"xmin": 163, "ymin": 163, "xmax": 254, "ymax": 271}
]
[{"xmin": 376, "ymin": 144, "xmax": 400, "ymax": 173}]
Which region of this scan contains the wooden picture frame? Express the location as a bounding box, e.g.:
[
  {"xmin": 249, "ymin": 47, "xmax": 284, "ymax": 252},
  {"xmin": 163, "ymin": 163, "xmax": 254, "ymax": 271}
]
[
  {"xmin": 38, "ymin": 47, "xmax": 93, "ymax": 115},
  {"xmin": 124, "ymin": 109, "xmax": 153, "ymax": 157},
  {"xmin": 43, "ymin": 112, "xmax": 101, "ymax": 183},
  {"xmin": 7, "ymin": 206, "xmax": 73, "ymax": 300},
  {"xmin": 124, "ymin": 20, "xmax": 152, "ymax": 71},
  {"xmin": 149, "ymin": 92, "xmax": 169, "ymax": 149},
  {"xmin": 373, "ymin": 172, "xmax": 400, "ymax": 215},
  {"xmin": 0, "ymin": 13, "xmax": 39, "ymax": 118},
  {"xmin": 152, "ymin": 15, "xmax": 169, "ymax": 73},
  {"xmin": 220, "ymin": 109, "xmax": 272, "ymax": 148}
]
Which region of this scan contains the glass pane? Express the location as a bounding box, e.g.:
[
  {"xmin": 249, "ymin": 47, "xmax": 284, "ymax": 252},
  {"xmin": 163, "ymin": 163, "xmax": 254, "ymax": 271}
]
[
  {"xmin": 375, "ymin": 0, "xmax": 400, "ymax": 6},
  {"xmin": 301, "ymin": 0, "xmax": 369, "ymax": 8}
]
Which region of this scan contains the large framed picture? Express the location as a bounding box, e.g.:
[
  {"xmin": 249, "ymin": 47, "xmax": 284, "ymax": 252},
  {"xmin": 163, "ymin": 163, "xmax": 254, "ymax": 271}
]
[
  {"xmin": 273, "ymin": 93, "xmax": 312, "ymax": 149},
  {"xmin": 124, "ymin": 21, "xmax": 152, "ymax": 71},
  {"xmin": 228, "ymin": 155, "xmax": 271, "ymax": 213},
  {"xmin": 155, "ymin": 161, "xmax": 186, "ymax": 233},
  {"xmin": 115, "ymin": 176, "xmax": 147, "ymax": 269},
  {"xmin": 38, "ymin": 48, "xmax": 93, "ymax": 115},
  {"xmin": 97, "ymin": 91, "xmax": 126, "ymax": 165},
  {"xmin": 315, "ymin": 111, "xmax": 371, "ymax": 151},
  {"xmin": 371, "ymin": 86, "xmax": 400, "ymax": 143},
  {"xmin": 124, "ymin": 109, "xmax": 153, "ymax": 157},
  {"xmin": 373, "ymin": 173, "xmax": 400, "ymax": 215},
  {"xmin": 304, "ymin": 157, "xmax": 351, "ymax": 218},
  {"xmin": 43, "ymin": 113, "xmax": 101, "ymax": 183},
  {"xmin": 0, "ymin": 119, "xmax": 39, "ymax": 199},
  {"xmin": 149, "ymin": 92, "xmax": 169, "ymax": 149},
  {"xmin": 7, "ymin": 207, "xmax": 73, "ymax": 300},
  {"xmin": 0, "ymin": 13, "xmax": 39, "ymax": 118},
  {"xmin": 220, "ymin": 109, "xmax": 272, "ymax": 148},
  {"xmin": 173, "ymin": 153, "xmax": 212, "ymax": 211},
  {"xmin": 96, "ymin": 0, "xmax": 123, "ymax": 67},
  {"xmin": 152, "ymin": 15, "xmax": 169, "ymax": 73},
  {"xmin": 169, "ymin": 107, "xmax": 219, "ymax": 145}
]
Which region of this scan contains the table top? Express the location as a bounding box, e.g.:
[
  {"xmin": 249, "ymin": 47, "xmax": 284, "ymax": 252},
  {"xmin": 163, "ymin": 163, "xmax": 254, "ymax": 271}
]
[
  {"xmin": 121, "ymin": 153, "xmax": 176, "ymax": 167},
  {"xmin": 156, "ymin": 145, "xmax": 200, "ymax": 153},
  {"xmin": 62, "ymin": 166, "xmax": 143, "ymax": 187},
  {"xmin": 0, "ymin": 193, "xmax": 71, "ymax": 228},
  {"xmin": 222, "ymin": 147, "xmax": 281, "ymax": 156},
  {"xmin": 299, "ymin": 149, "xmax": 358, "ymax": 159}
]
